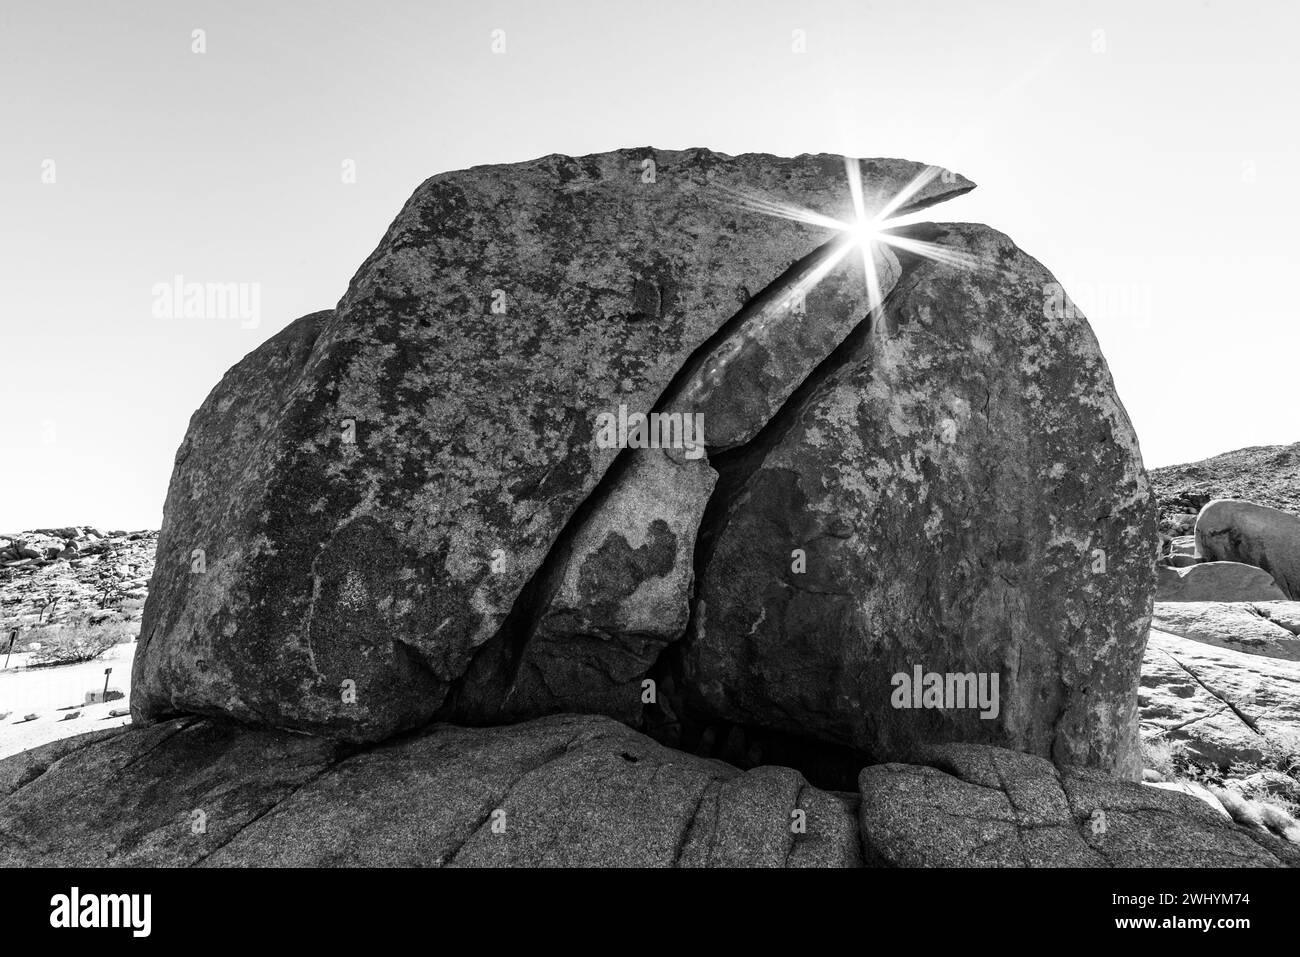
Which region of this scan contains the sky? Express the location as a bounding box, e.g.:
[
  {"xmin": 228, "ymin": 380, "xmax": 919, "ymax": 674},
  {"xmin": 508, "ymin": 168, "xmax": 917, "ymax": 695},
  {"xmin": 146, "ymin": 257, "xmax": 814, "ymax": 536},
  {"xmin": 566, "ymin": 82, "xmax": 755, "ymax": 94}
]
[{"xmin": 1, "ymin": 0, "xmax": 1297, "ymax": 531}]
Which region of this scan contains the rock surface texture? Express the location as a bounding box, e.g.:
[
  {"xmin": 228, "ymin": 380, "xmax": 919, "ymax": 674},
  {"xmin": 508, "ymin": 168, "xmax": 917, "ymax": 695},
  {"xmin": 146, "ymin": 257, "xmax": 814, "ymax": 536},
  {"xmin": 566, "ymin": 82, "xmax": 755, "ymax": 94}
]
[
  {"xmin": 1155, "ymin": 561, "xmax": 1287, "ymax": 603},
  {"xmin": 858, "ymin": 742, "xmax": 1299, "ymax": 867},
  {"xmin": 1139, "ymin": 630, "xmax": 1300, "ymax": 767},
  {"xmin": 4, "ymin": 721, "xmax": 1289, "ymax": 867},
  {"xmin": 1150, "ymin": 601, "xmax": 1300, "ymax": 661},
  {"xmin": 0, "ymin": 716, "xmax": 859, "ymax": 867},
  {"xmin": 681, "ymin": 223, "xmax": 1155, "ymax": 775}
]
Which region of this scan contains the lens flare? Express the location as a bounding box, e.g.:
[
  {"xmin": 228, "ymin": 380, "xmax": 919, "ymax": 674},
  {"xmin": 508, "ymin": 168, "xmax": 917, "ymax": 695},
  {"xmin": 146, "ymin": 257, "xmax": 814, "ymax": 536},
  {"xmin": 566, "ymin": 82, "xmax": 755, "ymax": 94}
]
[{"xmin": 718, "ymin": 157, "xmax": 977, "ymax": 317}]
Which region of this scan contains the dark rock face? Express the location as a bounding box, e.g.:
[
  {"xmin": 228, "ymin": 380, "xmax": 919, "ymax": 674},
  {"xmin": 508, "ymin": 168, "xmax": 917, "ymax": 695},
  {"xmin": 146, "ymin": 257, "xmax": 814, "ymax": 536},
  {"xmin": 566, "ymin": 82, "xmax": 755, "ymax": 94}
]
[
  {"xmin": 681, "ymin": 224, "xmax": 1156, "ymax": 777},
  {"xmin": 132, "ymin": 149, "xmax": 973, "ymax": 743},
  {"xmin": 1196, "ymin": 499, "xmax": 1300, "ymax": 600},
  {"xmin": 858, "ymin": 742, "xmax": 1300, "ymax": 867},
  {"xmin": 0, "ymin": 716, "xmax": 859, "ymax": 868}
]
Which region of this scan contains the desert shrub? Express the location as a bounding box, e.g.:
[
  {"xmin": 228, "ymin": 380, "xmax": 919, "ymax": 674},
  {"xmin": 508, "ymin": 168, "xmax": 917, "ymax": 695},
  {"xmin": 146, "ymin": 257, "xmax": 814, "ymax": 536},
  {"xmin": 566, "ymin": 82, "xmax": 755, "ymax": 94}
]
[
  {"xmin": 1140, "ymin": 735, "xmax": 1187, "ymax": 779},
  {"xmin": 28, "ymin": 615, "xmax": 137, "ymax": 666}
]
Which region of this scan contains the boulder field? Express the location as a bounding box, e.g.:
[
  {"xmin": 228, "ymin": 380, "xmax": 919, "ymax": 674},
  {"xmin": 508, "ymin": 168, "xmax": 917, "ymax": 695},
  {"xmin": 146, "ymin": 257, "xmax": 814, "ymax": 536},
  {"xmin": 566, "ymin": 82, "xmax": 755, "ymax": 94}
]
[{"xmin": 9, "ymin": 147, "xmax": 1257, "ymax": 867}]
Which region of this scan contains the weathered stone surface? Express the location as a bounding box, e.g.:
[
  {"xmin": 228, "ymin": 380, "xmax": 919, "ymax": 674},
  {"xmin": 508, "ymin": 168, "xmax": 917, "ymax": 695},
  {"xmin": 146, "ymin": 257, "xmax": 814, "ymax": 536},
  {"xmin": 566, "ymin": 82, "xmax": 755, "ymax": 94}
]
[
  {"xmin": 471, "ymin": 448, "xmax": 717, "ymax": 724},
  {"xmin": 133, "ymin": 149, "xmax": 973, "ymax": 743},
  {"xmin": 1143, "ymin": 780, "xmax": 1230, "ymax": 818},
  {"xmin": 682, "ymin": 222, "xmax": 1156, "ymax": 777},
  {"xmin": 673, "ymin": 236, "xmax": 902, "ymax": 451},
  {"xmin": 1150, "ymin": 601, "xmax": 1300, "ymax": 661},
  {"xmin": 858, "ymin": 742, "xmax": 1299, "ymax": 867},
  {"xmin": 463, "ymin": 234, "xmax": 906, "ymax": 727},
  {"xmin": 1140, "ymin": 630, "xmax": 1300, "ymax": 767},
  {"xmin": 1196, "ymin": 499, "xmax": 1300, "ymax": 600},
  {"xmin": 0, "ymin": 719, "xmax": 343, "ymax": 867},
  {"xmin": 0, "ymin": 715, "xmax": 860, "ymax": 868},
  {"xmin": 1156, "ymin": 561, "xmax": 1287, "ymax": 602}
]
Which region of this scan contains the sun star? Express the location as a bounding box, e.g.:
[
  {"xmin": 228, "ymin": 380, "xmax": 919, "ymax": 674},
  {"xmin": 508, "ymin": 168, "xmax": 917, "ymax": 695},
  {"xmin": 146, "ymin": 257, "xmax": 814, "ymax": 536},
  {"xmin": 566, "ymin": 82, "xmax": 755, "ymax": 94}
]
[{"xmin": 719, "ymin": 157, "xmax": 977, "ymax": 319}]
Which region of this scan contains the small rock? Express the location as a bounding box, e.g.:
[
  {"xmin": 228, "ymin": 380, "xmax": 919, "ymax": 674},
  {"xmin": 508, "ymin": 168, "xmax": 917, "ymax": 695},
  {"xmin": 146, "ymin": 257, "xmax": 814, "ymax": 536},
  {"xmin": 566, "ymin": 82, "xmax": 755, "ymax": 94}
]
[
  {"xmin": 61, "ymin": 711, "xmax": 81, "ymax": 721},
  {"xmin": 106, "ymin": 708, "xmax": 130, "ymax": 718},
  {"xmin": 1156, "ymin": 561, "xmax": 1287, "ymax": 602},
  {"xmin": 84, "ymin": 687, "xmax": 126, "ymax": 704}
]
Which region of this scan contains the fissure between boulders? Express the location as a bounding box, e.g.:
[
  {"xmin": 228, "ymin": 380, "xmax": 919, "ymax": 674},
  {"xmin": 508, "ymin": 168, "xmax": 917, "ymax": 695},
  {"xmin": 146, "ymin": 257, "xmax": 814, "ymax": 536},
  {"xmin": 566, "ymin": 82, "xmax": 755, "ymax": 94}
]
[{"xmin": 432, "ymin": 225, "xmax": 961, "ymax": 790}]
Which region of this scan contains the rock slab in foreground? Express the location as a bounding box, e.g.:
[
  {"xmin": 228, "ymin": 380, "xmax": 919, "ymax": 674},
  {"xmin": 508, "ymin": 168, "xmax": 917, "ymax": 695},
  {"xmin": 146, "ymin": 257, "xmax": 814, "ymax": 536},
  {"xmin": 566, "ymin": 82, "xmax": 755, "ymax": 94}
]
[
  {"xmin": 0, "ymin": 715, "xmax": 859, "ymax": 868},
  {"xmin": 859, "ymin": 742, "xmax": 1299, "ymax": 867},
  {"xmin": 1139, "ymin": 630, "xmax": 1300, "ymax": 768},
  {"xmin": 3, "ymin": 719, "xmax": 1288, "ymax": 867}
]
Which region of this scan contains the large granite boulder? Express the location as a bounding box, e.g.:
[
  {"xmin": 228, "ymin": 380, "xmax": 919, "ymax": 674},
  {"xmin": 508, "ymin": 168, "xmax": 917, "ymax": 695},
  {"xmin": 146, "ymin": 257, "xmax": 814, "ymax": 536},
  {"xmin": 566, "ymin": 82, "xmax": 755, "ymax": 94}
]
[
  {"xmin": 858, "ymin": 742, "xmax": 1299, "ymax": 867},
  {"xmin": 132, "ymin": 149, "xmax": 973, "ymax": 743},
  {"xmin": 1196, "ymin": 499, "xmax": 1300, "ymax": 600},
  {"xmin": 130, "ymin": 147, "xmax": 1154, "ymax": 780},
  {"xmin": 679, "ymin": 223, "xmax": 1156, "ymax": 777}
]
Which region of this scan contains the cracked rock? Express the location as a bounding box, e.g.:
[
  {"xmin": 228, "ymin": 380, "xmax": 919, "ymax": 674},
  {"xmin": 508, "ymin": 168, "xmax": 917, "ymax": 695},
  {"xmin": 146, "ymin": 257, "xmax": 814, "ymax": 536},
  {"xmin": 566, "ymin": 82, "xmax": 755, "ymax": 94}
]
[
  {"xmin": 859, "ymin": 742, "xmax": 1300, "ymax": 867},
  {"xmin": 0, "ymin": 716, "xmax": 861, "ymax": 868},
  {"xmin": 1151, "ymin": 600, "xmax": 1300, "ymax": 660},
  {"xmin": 1139, "ymin": 629, "xmax": 1300, "ymax": 767},
  {"xmin": 682, "ymin": 223, "xmax": 1156, "ymax": 776},
  {"xmin": 131, "ymin": 148, "xmax": 973, "ymax": 743}
]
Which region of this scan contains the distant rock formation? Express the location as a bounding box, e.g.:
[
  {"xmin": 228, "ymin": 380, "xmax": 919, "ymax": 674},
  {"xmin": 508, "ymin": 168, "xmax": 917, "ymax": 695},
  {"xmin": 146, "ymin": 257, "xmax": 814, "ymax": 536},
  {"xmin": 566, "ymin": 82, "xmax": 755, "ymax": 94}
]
[
  {"xmin": 1, "ymin": 528, "xmax": 155, "ymax": 629},
  {"xmin": 1150, "ymin": 441, "xmax": 1300, "ymax": 535}
]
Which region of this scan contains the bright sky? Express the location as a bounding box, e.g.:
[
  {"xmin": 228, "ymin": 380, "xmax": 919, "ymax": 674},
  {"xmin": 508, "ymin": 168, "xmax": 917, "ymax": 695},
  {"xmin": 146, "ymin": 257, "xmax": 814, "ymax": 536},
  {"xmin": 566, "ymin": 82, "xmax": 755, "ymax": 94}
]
[{"xmin": 2, "ymin": 0, "xmax": 1296, "ymax": 531}]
